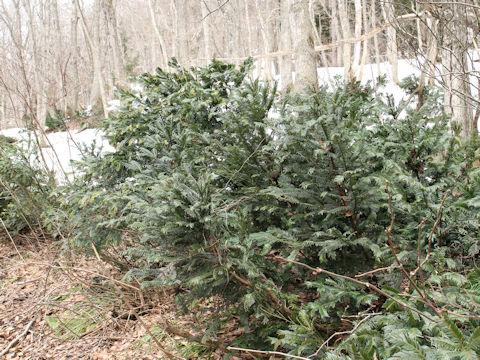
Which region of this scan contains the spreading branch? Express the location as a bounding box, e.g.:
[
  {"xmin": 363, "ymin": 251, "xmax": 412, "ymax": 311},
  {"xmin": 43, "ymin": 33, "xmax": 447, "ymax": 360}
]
[{"xmin": 276, "ymin": 256, "xmax": 438, "ymax": 323}]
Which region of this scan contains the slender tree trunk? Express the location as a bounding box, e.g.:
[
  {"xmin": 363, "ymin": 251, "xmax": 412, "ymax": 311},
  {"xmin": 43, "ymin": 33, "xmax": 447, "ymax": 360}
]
[
  {"xmin": 357, "ymin": 0, "xmax": 369, "ymax": 80},
  {"xmin": 292, "ymin": 0, "xmax": 318, "ymax": 91},
  {"xmin": 103, "ymin": 0, "xmax": 124, "ymax": 85},
  {"xmin": 415, "ymin": 1, "xmax": 422, "ymax": 53},
  {"xmin": 0, "ymin": 95, "xmax": 5, "ymax": 128},
  {"xmin": 381, "ymin": 0, "xmax": 398, "ymax": 84},
  {"xmin": 310, "ymin": 0, "xmax": 331, "ymax": 83},
  {"xmin": 426, "ymin": 17, "xmax": 438, "ymax": 87},
  {"xmin": 201, "ymin": 0, "xmax": 210, "ymax": 63},
  {"xmin": 279, "ymin": 0, "xmax": 293, "ymax": 89},
  {"xmin": 331, "ymin": 0, "xmax": 342, "ymax": 66},
  {"xmin": 175, "ymin": 0, "xmax": 189, "ymax": 65},
  {"xmin": 170, "ymin": 0, "xmax": 177, "ymax": 59},
  {"xmin": 245, "ymin": 0, "xmax": 253, "ymax": 57},
  {"xmin": 338, "ymin": 0, "xmax": 353, "ymax": 82},
  {"xmin": 234, "ymin": 1, "xmax": 244, "ymax": 63},
  {"xmin": 75, "ymin": 0, "xmax": 108, "ymax": 118},
  {"xmin": 441, "ymin": 2, "xmax": 475, "ymax": 136},
  {"xmin": 351, "ymin": 0, "xmax": 362, "ymax": 78},
  {"xmin": 22, "ymin": 0, "xmax": 47, "ymax": 141},
  {"xmin": 70, "ymin": 0, "xmax": 79, "ymax": 113},
  {"xmin": 51, "ymin": 0, "xmax": 66, "ymax": 113},
  {"xmin": 371, "ymin": 0, "xmax": 381, "ymax": 75},
  {"xmin": 417, "ymin": 17, "xmax": 439, "ymax": 109},
  {"xmin": 255, "ymin": 0, "xmax": 273, "ymax": 80},
  {"xmin": 149, "ymin": 0, "xmax": 169, "ymax": 69}
]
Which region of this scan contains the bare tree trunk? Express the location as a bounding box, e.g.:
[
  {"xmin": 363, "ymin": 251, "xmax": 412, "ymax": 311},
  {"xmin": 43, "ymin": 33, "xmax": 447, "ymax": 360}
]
[
  {"xmin": 293, "ymin": 0, "xmax": 318, "ymax": 91},
  {"xmin": 175, "ymin": 0, "xmax": 189, "ymax": 65},
  {"xmin": 245, "ymin": 0, "xmax": 253, "ymax": 56},
  {"xmin": 255, "ymin": 0, "xmax": 273, "ymax": 80},
  {"xmin": 75, "ymin": 0, "xmax": 108, "ymax": 118},
  {"xmin": 233, "ymin": 1, "xmax": 244, "ymax": 63},
  {"xmin": 351, "ymin": 0, "xmax": 363, "ymax": 79},
  {"xmin": 310, "ymin": 0, "xmax": 331, "ymax": 83},
  {"xmin": 0, "ymin": 0, "xmax": 32, "ymax": 126},
  {"xmin": 201, "ymin": 0, "xmax": 211, "ymax": 62},
  {"xmin": 22, "ymin": 0, "xmax": 47, "ymax": 141},
  {"xmin": 0, "ymin": 94, "xmax": 5, "ymax": 128},
  {"xmin": 149, "ymin": 0, "xmax": 169, "ymax": 69},
  {"xmin": 70, "ymin": 0, "xmax": 79, "ymax": 113},
  {"xmin": 170, "ymin": 0, "xmax": 177, "ymax": 59},
  {"xmin": 427, "ymin": 17, "xmax": 438, "ymax": 87},
  {"xmin": 103, "ymin": 0, "xmax": 124, "ymax": 85},
  {"xmin": 381, "ymin": 0, "xmax": 398, "ymax": 84},
  {"xmin": 337, "ymin": 0, "xmax": 353, "ymax": 82},
  {"xmin": 279, "ymin": 0, "xmax": 293, "ymax": 89},
  {"xmin": 415, "ymin": 1, "xmax": 422, "ymax": 52},
  {"xmin": 357, "ymin": 0, "xmax": 369, "ymax": 80},
  {"xmin": 331, "ymin": 0, "xmax": 342, "ymax": 66},
  {"xmin": 417, "ymin": 17, "xmax": 439, "ymax": 108},
  {"xmin": 441, "ymin": 2, "xmax": 475, "ymax": 136},
  {"xmin": 51, "ymin": 0, "xmax": 66, "ymax": 113},
  {"xmin": 371, "ymin": 0, "xmax": 381, "ymax": 75}
]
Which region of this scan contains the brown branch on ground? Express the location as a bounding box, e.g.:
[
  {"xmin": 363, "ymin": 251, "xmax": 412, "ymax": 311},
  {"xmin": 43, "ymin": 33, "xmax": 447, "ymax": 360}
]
[
  {"xmin": 227, "ymin": 346, "xmax": 313, "ymax": 360},
  {"xmin": 0, "ymin": 319, "xmax": 35, "ymax": 357},
  {"xmin": 275, "ymin": 256, "xmax": 438, "ymax": 323}
]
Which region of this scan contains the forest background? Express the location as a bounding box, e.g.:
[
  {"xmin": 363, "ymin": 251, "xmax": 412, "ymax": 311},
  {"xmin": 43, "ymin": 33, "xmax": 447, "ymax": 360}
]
[{"xmin": 1, "ymin": 0, "xmax": 479, "ymax": 136}]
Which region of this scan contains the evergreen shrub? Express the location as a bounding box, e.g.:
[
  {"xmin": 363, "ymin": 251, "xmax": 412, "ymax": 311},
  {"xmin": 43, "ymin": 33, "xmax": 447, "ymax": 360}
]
[
  {"xmin": 65, "ymin": 60, "xmax": 480, "ymax": 358},
  {"xmin": 0, "ymin": 140, "xmax": 55, "ymax": 234},
  {"xmin": 45, "ymin": 109, "xmax": 68, "ymax": 131}
]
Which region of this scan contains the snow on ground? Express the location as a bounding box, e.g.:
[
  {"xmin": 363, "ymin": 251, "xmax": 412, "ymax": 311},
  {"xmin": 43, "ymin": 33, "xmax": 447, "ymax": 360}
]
[
  {"xmin": 317, "ymin": 59, "xmax": 421, "ymax": 104},
  {"xmin": 0, "ymin": 128, "xmax": 114, "ymax": 183}
]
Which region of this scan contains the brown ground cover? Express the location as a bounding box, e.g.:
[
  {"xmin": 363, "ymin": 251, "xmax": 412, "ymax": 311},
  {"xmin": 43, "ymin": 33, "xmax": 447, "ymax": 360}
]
[{"xmin": 0, "ymin": 235, "xmax": 247, "ymax": 360}]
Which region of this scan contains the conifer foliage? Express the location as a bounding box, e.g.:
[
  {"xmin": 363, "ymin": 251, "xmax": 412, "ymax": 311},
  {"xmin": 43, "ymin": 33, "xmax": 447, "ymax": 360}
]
[
  {"xmin": 0, "ymin": 138, "xmax": 54, "ymax": 233},
  {"xmin": 64, "ymin": 60, "xmax": 480, "ymax": 358}
]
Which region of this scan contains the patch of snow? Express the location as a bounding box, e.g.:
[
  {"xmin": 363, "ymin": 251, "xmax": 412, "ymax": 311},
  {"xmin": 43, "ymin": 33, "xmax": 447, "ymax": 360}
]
[
  {"xmin": 106, "ymin": 99, "xmax": 122, "ymax": 112},
  {"xmin": 130, "ymin": 82, "xmax": 144, "ymax": 95},
  {"xmin": 0, "ymin": 128, "xmax": 114, "ymax": 184},
  {"xmin": 0, "ymin": 128, "xmax": 30, "ymax": 140}
]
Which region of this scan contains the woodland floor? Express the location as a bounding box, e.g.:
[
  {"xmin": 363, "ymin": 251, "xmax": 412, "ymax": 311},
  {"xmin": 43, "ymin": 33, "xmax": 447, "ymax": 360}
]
[{"xmin": 0, "ymin": 235, "xmax": 246, "ymax": 359}]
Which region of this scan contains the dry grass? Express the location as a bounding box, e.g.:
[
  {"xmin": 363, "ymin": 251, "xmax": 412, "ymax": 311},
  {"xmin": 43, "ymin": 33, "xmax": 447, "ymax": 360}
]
[
  {"xmin": 0, "ymin": 235, "xmax": 183, "ymax": 360},
  {"xmin": 0, "ymin": 234, "xmax": 253, "ymax": 360}
]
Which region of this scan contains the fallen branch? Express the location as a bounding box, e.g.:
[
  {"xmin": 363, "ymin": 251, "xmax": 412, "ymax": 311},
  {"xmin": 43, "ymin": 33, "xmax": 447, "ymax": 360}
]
[
  {"xmin": 227, "ymin": 346, "xmax": 312, "ymax": 360},
  {"xmin": 276, "ymin": 256, "xmax": 438, "ymax": 323},
  {"xmin": 162, "ymin": 320, "xmax": 226, "ymax": 351},
  {"xmin": 0, "ymin": 216, "xmax": 24, "ymax": 261},
  {"xmin": 187, "ymin": 12, "xmax": 422, "ymax": 64},
  {"xmin": 1, "ymin": 319, "xmax": 35, "ymax": 357}
]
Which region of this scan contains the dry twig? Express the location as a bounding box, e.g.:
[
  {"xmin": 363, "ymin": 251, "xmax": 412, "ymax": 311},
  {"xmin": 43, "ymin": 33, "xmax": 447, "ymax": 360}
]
[
  {"xmin": 227, "ymin": 346, "xmax": 312, "ymax": 360},
  {"xmin": 309, "ymin": 314, "xmax": 374, "ymax": 357},
  {"xmin": 1, "ymin": 319, "xmax": 35, "ymax": 356},
  {"xmin": 276, "ymin": 256, "xmax": 438, "ymax": 323}
]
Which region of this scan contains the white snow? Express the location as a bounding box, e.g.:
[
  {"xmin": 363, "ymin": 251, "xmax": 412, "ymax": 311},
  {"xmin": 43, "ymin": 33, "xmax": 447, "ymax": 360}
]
[
  {"xmin": 106, "ymin": 99, "xmax": 122, "ymax": 112},
  {"xmin": 0, "ymin": 128, "xmax": 114, "ymax": 183}
]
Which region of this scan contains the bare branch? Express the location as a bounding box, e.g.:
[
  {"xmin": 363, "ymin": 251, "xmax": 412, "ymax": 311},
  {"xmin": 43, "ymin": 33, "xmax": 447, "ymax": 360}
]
[
  {"xmin": 276, "ymin": 256, "xmax": 439, "ymax": 323},
  {"xmin": 201, "ymin": 0, "xmax": 230, "ymax": 21}
]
